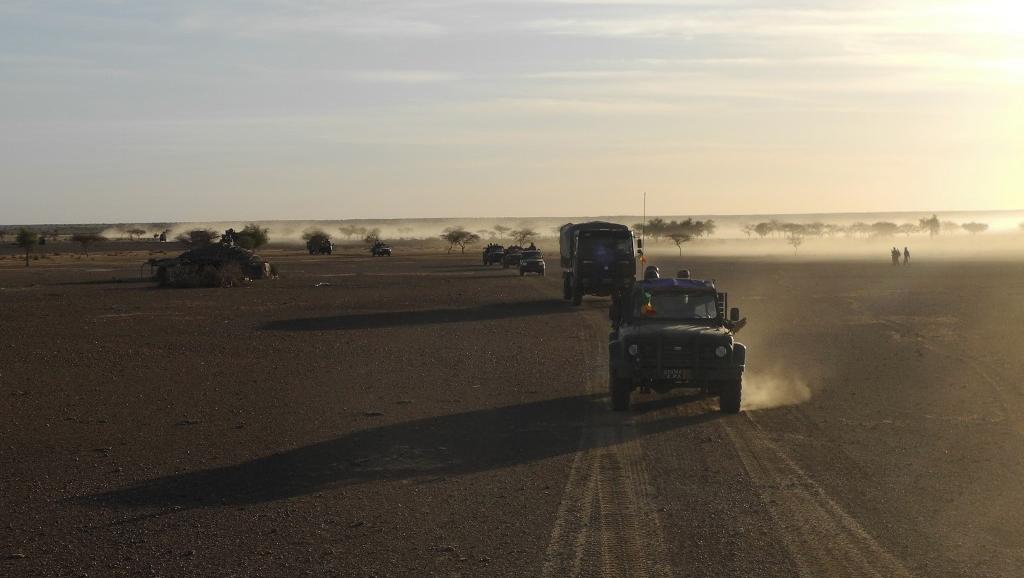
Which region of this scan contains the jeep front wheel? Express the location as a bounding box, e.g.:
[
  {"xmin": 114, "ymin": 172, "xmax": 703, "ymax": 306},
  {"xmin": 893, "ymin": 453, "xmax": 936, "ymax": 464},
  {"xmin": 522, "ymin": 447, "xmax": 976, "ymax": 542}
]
[
  {"xmin": 610, "ymin": 372, "xmax": 632, "ymax": 411},
  {"xmin": 718, "ymin": 379, "xmax": 742, "ymax": 414}
]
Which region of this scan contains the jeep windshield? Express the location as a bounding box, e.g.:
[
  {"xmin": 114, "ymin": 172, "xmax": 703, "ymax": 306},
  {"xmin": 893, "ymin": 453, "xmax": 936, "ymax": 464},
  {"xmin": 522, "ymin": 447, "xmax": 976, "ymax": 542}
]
[
  {"xmin": 523, "ymin": 251, "xmax": 542, "ymax": 259},
  {"xmin": 633, "ymin": 290, "xmax": 718, "ymax": 321}
]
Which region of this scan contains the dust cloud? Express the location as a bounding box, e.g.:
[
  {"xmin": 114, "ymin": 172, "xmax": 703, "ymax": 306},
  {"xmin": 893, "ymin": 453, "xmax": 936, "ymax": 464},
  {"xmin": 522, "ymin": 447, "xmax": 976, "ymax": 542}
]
[{"xmin": 742, "ymin": 370, "xmax": 812, "ymax": 411}]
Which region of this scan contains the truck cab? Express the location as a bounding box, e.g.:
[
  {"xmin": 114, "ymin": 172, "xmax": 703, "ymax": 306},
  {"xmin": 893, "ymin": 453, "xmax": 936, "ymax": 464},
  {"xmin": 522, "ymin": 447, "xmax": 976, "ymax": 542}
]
[
  {"xmin": 608, "ymin": 278, "xmax": 747, "ymax": 413},
  {"xmin": 559, "ymin": 222, "xmax": 637, "ymax": 306}
]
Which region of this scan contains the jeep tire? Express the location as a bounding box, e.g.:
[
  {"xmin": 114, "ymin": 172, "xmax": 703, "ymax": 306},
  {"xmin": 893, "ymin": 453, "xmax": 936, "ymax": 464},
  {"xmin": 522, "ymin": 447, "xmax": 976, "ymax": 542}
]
[
  {"xmin": 572, "ymin": 287, "xmax": 583, "ymax": 306},
  {"xmin": 610, "ymin": 372, "xmax": 632, "ymax": 411},
  {"xmin": 562, "ymin": 276, "xmax": 572, "ymax": 300},
  {"xmin": 718, "ymin": 379, "xmax": 742, "ymax": 414}
]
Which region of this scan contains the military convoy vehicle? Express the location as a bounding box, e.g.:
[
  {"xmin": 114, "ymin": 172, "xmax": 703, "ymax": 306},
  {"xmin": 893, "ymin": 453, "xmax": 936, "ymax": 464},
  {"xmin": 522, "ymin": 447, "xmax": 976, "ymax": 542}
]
[
  {"xmin": 371, "ymin": 241, "xmax": 392, "ymax": 256},
  {"xmin": 502, "ymin": 246, "xmax": 523, "ymax": 269},
  {"xmin": 608, "ymin": 277, "xmax": 747, "ymax": 413},
  {"xmin": 306, "ymin": 234, "xmax": 333, "ymax": 255},
  {"xmin": 148, "ymin": 242, "xmax": 274, "ymax": 288},
  {"xmin": 518, "ymin": 250, "xmax": 546, "ymax": 276},
  {"xmin": 559, "ymin": 222, "xmax": 638, "ymax": 306},
  {"xmin": 482, "ymin": 244, "xmax": 505, "ymax": 265}
]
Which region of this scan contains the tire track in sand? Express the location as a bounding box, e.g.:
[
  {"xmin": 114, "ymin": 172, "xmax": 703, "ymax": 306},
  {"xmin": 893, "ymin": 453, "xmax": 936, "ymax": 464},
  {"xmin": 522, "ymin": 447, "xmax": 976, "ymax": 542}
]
[
  {"xmin": 722, "ymin": 412, "xmax": 914, "ymax": 578},
  {"xmin": 541, "ymin": 312, "xmax": 672, "ymax": 578}
]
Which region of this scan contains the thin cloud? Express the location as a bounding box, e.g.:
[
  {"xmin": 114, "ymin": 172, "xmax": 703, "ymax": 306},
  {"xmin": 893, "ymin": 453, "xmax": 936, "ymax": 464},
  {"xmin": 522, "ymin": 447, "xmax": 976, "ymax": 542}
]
[{"xmin": 179, "ymin": 6, "xmax": 446, "ymax": 38}]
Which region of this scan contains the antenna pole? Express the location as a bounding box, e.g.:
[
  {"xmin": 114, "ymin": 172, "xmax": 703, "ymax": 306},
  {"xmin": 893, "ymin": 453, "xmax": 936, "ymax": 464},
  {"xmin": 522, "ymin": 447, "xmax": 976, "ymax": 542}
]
[{"xmin": 642, "ymin": 191, "xmax": 646, "ymax": 244}]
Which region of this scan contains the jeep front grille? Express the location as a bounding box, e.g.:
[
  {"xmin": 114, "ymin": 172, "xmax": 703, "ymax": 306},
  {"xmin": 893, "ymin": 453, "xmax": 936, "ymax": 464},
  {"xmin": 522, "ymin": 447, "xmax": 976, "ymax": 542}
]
[{"xmin": 637, "ymin": 341, "xmax": 697, "ymax": 369}]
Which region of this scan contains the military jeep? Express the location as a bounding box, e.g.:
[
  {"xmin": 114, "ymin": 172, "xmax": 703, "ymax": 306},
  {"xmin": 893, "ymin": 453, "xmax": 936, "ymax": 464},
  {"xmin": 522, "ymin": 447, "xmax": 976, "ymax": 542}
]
[
  {"xmin": 608, "ymin": 277, "xmax": 747, "ymax": 413},
  {"xmin": 482, "ymin": 244, "xmax": 505, "ymax": 265},
  {"xmin": 306, "ymin": 235, "xmax": 333, "ymax": 255}
]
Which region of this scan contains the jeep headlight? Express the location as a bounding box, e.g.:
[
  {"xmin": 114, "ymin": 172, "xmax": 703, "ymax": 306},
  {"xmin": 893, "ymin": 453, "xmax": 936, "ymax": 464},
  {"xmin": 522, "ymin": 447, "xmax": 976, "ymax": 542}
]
[
  {"xmin": 628, "ymin": 344, "xmax": 639, "ymax": 356},
  {"xmin": 715, "ymin": 345, "xmax": 729, "ymax": 358}
]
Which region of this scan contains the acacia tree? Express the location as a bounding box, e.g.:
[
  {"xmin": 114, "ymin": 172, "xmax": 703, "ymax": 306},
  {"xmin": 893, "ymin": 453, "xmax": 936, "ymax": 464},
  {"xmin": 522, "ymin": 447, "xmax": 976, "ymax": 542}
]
[
  {"xmin": 511, "ymin": 228, "xmax": 537, "ymax": 246},
  {"xmin": 493, "ymin": 224, "xmax": 511, "ymax": 240},
  {"xmin": 962, "ymin": 222, "xmax": 989, "ymax": 235},
  {"xmin": 787, "ymin": 235, "xmax": 804, "ymax": 254},
  {"xmin": 236, "ymin": 224, "xmax": 270, "ymax": 249},
  {"xmin": 897, "ymin": 223, "xmax": 919, "ymax": 237},
  {"xmin": 753, "ymin": 222, "xmax": 772, "ymax": 239},
  {"xmin": 71, "ymin": 233, "xmax": 107, "ymax": 255},
  {"xmin": 16, "ymin": 229, "xmax": 38, "ymax": 266},
  {"xmin": 126, "ymin": 228, "xmax": 147, "ymax": 240},
  {"xmin": 666, "ymin": 232, "xmax": 692, "ymax": 256},
  {"xmin": 303, "ymin": 228, "xmax": 330, "ymax": 243},
  {"xmin": 919, "ymin": 214, "xmax": 941, "ymax": 238},
  {"xmin": 176, "ymin": 229, "xmax": 220, "ymax": 247},
  {"xmin": 441, "ymin": 227, "xmax": 480, "ymax": 254},
  {"xmin": 870, "ymin": 222, "xmax": 899, "ymax": 237}
]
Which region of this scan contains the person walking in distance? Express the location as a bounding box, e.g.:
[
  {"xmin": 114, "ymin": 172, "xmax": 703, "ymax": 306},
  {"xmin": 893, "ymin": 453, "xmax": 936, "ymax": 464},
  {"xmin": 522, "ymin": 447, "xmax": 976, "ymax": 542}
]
[
  {"xmin": 891, "ymin": 247, "xmax": 900, "ymax": 265},
  {"xmin": 903, "ymin": 247, "xmax": 910, "ymax": 265}
]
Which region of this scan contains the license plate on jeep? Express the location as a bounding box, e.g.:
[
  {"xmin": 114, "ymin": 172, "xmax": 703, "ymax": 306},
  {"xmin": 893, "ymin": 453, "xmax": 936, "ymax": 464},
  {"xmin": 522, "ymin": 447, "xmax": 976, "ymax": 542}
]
[{"xmin": 663, "ymin": 369, "xmax": 689, "ymax": 380}]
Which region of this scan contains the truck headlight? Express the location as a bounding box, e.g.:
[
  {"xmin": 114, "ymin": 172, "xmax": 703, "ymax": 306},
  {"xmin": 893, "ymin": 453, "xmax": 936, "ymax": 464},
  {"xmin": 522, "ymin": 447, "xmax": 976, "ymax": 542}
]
[
  {"xmin": 715, "ymin": 345, "xmax": 729, "ymax": 358},
  {"xmin": 628, "ymin": 344, "xmax": 639, "ymax": 356}
]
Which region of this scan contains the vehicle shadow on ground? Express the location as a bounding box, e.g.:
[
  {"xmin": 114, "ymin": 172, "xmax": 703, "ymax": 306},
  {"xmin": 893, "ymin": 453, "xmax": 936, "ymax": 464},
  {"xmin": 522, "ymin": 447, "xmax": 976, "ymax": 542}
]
[
  {"xmin": 83, "ymin": 393, "xmax": 719, "ymax": 511},
  {"xmin": 261, "ymin": 299, "xmax": 577, "ymax": 331},
  {"xmin": 56, "ymin": 277, "xmax": 151, "ymax": 286}
]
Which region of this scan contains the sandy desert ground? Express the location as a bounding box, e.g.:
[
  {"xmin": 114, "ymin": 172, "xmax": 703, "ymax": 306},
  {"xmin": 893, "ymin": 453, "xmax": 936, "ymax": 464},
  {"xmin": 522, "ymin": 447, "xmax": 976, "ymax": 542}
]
[{"xmin": 2, "ymin": 243, "xmax": 1024, "ymax": 577}]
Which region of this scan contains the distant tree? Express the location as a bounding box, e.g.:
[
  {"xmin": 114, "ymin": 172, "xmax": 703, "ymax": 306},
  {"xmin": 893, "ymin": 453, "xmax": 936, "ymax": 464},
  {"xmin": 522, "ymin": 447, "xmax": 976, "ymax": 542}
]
[
  {"xmin": 740, "ymin": 224, "xmax": 754, "ymax": 239},
  {"xmin": 781, "ymin": 222, "xmax": 808, "ymax": 238},
  {"xmin": 493, "ymin": 225, "xmax": 511, "ymax": 240},
  {"xmin": 177, "ymin": 229, "xmax": 220, "ymax": 248},
  {"xmin": 896, "ymin": 223, "xmax": 919, "ymax": 237},
  {"xmin": 753, "ymin": 222, "xmax": 772, "ymax": 239},
  {"xmin": 941, "ymin": 221, "xmax": 961, "ymax": 235},
  {"xmin": 511, "ymin": 228, "xmax": 537, "ymax": 245},
  {"xmin": 698, "ymin": 219, "xmax": 717, "ymax": 238},
  {"xmin": 338, "ymin": 225, "xmax": 359, "ymax": 240},
  {"xmin": 666, "ymin": 232, "xmax": 692, "ymax": 256},
  {"xmin": 235, "ymin": 223, "xmax": 269, "ymax": 249},
  {"xmin": 476, "ymin": 229, "xmax": 496, "ymax": 240},
  {"xmin": 440, "ymin": 227, "xmax": 481, "ymax": 254},
  {"xmin": 71, "ymin": 233, "xmax": 107, "ymax": 255},
  {"xmin": 16, "ymin": 229, "xmax": 38, "ymax": 266},
  {"xmin": 799, "ymin": 223, "xmax": 823, "ymax": 237},
  {"xmin": 823, "ymin": 224, "xmax": 845, "ymax": 237},
  {"xmin": 787, "ymin": 235, "xmax": 804, "ymax": 254},
  {"xmin": 0, "ymin": 229, "xmax": 7, "ymax": 243},
  {"xmin": 919, "ymin": 214, "xmax": 941, "ymax": 238},
  {"xmin": 962, "ymin": 222, "xmax": 989, "ymax": 235},
  {"xmin": 126, "ymin": 228, "xmax": 147, "ymax": 240},
  {"xmin": 870, "ymin": 222, "xmax": 899, "ymax": 237},
  {"xmin": 645, "ymin": 218, "xmax": 667, "ymax": 242},
  {"xmin": 848, "ymin": 222, "xmax": 873, "ymax": 238},
  {"xmin": 303, "ymin": 228, "xmax": 330, "ymax": 243}
]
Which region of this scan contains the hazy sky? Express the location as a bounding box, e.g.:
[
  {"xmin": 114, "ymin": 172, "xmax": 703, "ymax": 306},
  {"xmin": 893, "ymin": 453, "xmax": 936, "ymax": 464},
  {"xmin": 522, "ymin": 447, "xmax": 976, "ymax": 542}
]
[{"xmin": 1, "ymin": 0, "xmax": 1021, "ymax": 223}]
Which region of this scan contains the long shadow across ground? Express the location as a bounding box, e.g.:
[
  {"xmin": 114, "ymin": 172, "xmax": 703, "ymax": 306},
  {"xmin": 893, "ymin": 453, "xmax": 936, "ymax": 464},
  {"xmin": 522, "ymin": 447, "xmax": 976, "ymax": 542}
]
[
  {"xmin": 84, "ymin": 394, "xmax": 718, "ymax": 510},
  {"xmin": 261, "ymin": 298, "xmax": 577, "ymax": 332}
]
